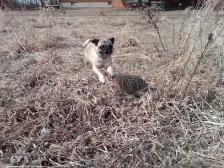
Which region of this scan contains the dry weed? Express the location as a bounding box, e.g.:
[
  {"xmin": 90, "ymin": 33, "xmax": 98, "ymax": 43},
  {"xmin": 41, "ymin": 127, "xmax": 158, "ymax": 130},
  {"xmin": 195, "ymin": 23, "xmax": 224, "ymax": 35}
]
[{"xmin": 0, "ymin": 3, "xmax": 224, "ymax": 168}]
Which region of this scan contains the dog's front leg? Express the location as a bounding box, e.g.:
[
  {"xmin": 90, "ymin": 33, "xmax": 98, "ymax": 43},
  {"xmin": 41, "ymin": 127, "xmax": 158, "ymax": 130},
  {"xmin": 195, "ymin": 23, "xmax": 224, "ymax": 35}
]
[
  {"xmin": 107, "ymin": 66, "xmax": 114, "ymax": 77},
  {"xmin": 93, "ymin": 66, "xmax": 106, "ymax": 83}
]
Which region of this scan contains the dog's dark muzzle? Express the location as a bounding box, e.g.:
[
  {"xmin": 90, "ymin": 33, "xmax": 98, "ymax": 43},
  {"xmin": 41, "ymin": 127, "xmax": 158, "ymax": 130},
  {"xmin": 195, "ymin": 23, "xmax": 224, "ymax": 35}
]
[{"xmin": 99, "ymin": 45, "xmax": 113, "ymax": 55}]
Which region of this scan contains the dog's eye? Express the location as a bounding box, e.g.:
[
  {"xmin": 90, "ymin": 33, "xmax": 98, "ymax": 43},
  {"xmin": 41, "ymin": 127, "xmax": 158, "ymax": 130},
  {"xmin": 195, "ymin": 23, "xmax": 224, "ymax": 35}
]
[{"xmin": 109, "ymin": 45, "xmax": 113, "ymax": 49}]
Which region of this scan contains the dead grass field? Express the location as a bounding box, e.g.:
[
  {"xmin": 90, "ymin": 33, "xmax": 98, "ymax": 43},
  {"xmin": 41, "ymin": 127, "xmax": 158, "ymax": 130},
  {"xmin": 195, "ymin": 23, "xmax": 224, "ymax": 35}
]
[{"xmin": 0, "ymin": 3, "xmax": 224, "ymax": 167}]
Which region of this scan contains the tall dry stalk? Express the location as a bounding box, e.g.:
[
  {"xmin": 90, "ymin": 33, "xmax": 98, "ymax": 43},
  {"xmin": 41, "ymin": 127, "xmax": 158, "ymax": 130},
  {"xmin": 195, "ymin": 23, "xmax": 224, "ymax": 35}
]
[
  {"xmin": 146, "ymin": 8, "xmax": 167, "ymax": 53},
  {"xmin": 155, "ymin": 0, "xmax": 224, "ymax": 98}
]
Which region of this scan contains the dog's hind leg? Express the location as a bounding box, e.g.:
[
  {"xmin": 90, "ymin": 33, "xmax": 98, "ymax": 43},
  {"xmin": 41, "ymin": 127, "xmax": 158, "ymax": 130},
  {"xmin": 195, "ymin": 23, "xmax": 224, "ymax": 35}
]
[{"xmin": 93, "ymin": 66, "xmax": 105, "ymax": 83}]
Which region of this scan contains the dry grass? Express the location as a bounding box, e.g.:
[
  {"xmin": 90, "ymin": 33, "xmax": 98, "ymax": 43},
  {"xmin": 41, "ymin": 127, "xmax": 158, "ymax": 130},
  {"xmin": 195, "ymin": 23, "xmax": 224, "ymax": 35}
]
[{"xmin": 0, "ymin": 2, "xmax": 224, "ymax": 167}]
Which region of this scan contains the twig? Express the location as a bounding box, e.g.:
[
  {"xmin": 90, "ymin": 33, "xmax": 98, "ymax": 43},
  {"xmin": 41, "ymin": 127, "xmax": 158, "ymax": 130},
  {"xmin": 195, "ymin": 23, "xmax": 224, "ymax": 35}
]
[
  {"xmin": 16, "ymin": 41, "xmax": 28, "ymax": 52},
  {"xmin": 146, "ymin": 9, "xmax": 166, "ymax": 53},
  {"xmin": 0, "ymin": 45, "xmax": 10, "ymax": 52},
  {"xmin": 182, "ymin": 39, "xmax": 210, "ymax": 97}
]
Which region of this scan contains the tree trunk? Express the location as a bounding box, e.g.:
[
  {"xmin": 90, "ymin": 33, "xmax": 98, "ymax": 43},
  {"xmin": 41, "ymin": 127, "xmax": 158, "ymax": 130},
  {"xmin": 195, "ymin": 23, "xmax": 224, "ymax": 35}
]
[
  {"xmin": 40, "ymin": 0, "xmax": 44, "ymax": 7},
  {"xmin": 1, "ymin": 0, "xmax": 6, "ymax": 10}
]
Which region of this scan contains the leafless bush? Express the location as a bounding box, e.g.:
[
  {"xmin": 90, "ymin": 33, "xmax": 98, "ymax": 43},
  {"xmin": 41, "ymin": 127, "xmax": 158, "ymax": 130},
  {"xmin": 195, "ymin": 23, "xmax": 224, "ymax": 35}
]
[
  {"xmin": 149, "ymin": 0, "xmax": 224, "ymax": 98},
  {"xmin": 143, "ymin": 0, "xmax": 224, "ymax": 166}
]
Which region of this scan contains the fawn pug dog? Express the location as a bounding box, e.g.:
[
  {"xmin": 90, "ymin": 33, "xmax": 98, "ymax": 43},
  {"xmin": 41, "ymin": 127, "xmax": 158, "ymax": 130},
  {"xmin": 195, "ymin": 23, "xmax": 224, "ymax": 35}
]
[{"xmin": 82, "ymin": 37, "xmax": 115, "ymax": 83}]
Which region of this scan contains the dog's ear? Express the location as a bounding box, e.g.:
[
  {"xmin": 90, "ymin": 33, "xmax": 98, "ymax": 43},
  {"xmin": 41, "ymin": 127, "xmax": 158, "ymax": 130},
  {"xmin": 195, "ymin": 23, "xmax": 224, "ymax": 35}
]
[
  {"xmin": 110, "ymin": 37, "xmax": 115, "ymax": 44},
  {"xmin": 91, "ymin": 39, "xmax": 99, "ymax": 46}
]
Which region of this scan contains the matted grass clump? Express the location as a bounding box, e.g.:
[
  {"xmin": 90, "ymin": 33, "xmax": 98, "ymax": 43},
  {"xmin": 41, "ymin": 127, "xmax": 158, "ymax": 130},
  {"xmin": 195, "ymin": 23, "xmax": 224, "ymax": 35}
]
[{"xmin": 0, "ymin": 1, "xmax": 224, "ymax": 167}]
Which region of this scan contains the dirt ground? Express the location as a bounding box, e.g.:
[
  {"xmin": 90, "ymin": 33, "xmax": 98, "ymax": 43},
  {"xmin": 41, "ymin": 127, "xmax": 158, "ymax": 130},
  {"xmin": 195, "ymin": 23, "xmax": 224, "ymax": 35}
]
[{"xmin": 0, "ymin": 7, "xmax": 224, "ymax": 167}]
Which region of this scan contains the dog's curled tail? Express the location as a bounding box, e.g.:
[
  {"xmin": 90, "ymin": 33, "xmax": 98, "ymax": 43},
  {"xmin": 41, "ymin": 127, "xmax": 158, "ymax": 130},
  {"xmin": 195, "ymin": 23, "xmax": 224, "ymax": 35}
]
[{"xmin": 82, "ymin": 39, "xmax": 91, "ymax": 47}]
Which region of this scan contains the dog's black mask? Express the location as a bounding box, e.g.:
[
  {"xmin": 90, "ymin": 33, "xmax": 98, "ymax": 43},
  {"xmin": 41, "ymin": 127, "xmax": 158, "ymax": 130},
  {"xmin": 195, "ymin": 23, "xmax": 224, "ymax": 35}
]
[
  {"xmin": 99, "ymin": 44, "xmax": 113, "ymax": 55},
  {"xmin": 91, "ymin": 37, "xmax": 115, "ymax": 58}
]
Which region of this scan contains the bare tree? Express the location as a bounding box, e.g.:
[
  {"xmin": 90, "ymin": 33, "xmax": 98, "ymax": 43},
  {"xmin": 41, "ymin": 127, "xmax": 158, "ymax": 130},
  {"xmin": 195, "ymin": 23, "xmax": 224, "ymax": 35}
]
[
  {"xmin": 40, "ymin": 0, "xmax": 45, "ymax": 7},
  {"xmin": 0, "ymin": 0, "xmax": 7, "ymax": 10}
]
